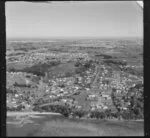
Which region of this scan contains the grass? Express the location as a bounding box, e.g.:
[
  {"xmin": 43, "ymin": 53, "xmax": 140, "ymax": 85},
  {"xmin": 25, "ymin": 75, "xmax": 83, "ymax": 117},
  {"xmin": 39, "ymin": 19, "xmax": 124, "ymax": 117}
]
[
  {"xmin": 71, "ymin": 90, "xmax": 91, "ymax": 110},
  {"xmin": 7, "ymin": 114, "xmax": 144, "ymax": 136},
  {"xmin": 48, "ymin": 62, "xmax": 77, "ymax": 77}
]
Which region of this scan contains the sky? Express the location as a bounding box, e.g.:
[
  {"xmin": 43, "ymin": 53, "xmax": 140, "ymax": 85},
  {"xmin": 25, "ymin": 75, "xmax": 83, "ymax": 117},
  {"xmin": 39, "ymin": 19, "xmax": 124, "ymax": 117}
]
[{"xmin": 6, "ymin": 1, "xmax": 143, "ymax": 39}]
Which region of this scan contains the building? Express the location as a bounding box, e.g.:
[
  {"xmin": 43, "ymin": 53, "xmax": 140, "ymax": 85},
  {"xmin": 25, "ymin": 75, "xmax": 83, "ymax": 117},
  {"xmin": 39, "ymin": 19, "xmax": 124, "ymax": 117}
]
[{"xmin": 113, "ymin": 71, "xmax": 121, "ymax": 84}]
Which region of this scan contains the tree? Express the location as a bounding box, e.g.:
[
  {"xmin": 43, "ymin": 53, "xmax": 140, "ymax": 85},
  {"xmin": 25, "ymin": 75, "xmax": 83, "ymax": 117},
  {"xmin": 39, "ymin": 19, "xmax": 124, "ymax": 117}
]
[
  {"xmin": 105, "ymin": 109, "xmax": 111, "ymax": 119},
  {"xmin": 72, "ymin": 109, "xmax": 86, "ymax": 118}
]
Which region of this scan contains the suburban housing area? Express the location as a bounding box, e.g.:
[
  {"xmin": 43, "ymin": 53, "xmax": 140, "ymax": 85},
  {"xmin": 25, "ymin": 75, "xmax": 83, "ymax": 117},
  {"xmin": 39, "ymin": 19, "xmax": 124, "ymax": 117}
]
[{"xmin": 6, "ymin": 38, "xmax": 143, "ymax": 120}]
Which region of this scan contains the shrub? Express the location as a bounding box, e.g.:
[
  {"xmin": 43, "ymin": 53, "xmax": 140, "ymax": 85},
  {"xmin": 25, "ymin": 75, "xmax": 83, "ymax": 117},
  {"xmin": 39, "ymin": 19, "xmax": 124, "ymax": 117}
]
[
  {"xmin": 105, "ymin": 109, "xmax": 112, "ymax": 118},
  {"xmin": 72, "ymin": 109, "xmax": 86, "ymax": 118},
  {"xmin": 65, "ymin": 72, "xmax": 73, "ymax": 77},
  {"xmin": 121, "ymin": 110, "xmax": 131, "ymax": 120},
  {"xmin": 104, "ymin": 59, "xmax": 127, "ymax": 67},
  {"xmin": 109, "ymin": 112, "xmax": 119, "ymax": 119},
  {"xmin": 90, "ymin": 110, "xmax": 106, "ymax": 119},
  {"xmin": 75, "ymin": 61, "xmax": 82, "ymax": 67}
]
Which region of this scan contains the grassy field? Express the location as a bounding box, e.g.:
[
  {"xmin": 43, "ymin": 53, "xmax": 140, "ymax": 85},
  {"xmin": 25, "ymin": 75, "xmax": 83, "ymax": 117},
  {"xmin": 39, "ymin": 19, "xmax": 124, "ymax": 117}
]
[{"xmin": 7, "ymin": 114, "xmax": 144, "ymax": 136}]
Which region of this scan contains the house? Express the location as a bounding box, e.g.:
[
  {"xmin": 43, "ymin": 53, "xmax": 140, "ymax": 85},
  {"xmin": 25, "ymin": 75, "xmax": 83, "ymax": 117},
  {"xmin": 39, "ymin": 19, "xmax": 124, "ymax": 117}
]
[
  {"xmin": 102, "ymin": 94, "xmax": 109, "ymax": 99},
  {"xmin": 87, "ymin": 94, "xmax": 96, "ymax": 99},
  {"xmin": 62, "ymin": 99, "xmax": 67, "ymax": 103},
  {"xmin": 91, "ymin": 106, "xmax": 96, "ymax": 111},
  {"xmin": 121, "ymin": 107, "xmax": 127, "ymax": 110},
  {"xmin": 49, "ymin": 95, "xmax": 56, "ymax": 98},
  {"xmin": 15, "ymin": 94, "xmax": 19, "ymax": 97},
  {"xmin": 96, "ymin": 104, "xmax": 102, "ymax": 109},
  {"xmin": 86, "ymin": 88, "xmax": 90, "ymax": 91},
  {"xmin": 76, "ymin": 105, "xmax": 82, "ymax": 109},
  {"xmin": 103, "ymin": 106, "xmax": 108, "ymax": 110},
  {"xmin": 46, "ymin": 89, "xmax": 49, "ymax": 93}
]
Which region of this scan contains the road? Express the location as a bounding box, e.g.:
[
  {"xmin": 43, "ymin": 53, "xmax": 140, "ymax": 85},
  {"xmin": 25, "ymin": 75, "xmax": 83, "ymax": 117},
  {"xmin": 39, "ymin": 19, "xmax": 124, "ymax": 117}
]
[{"xmin": 91, "ymin": 65, "xmax": 101, "ymax": 93}]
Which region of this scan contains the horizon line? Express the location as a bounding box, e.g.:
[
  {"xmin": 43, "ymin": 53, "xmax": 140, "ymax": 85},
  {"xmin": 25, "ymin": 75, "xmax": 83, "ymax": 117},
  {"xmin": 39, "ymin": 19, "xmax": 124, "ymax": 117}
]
[{"xmin": 7, "ymin": 36, "xmax": 143, "ymax": 40}]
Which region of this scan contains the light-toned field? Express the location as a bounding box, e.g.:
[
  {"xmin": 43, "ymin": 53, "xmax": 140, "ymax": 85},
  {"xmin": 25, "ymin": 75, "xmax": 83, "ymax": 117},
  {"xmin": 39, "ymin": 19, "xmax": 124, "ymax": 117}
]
[{"xmin": 7, "ymin": 114, "xmax": 144, "ymax": 136}]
